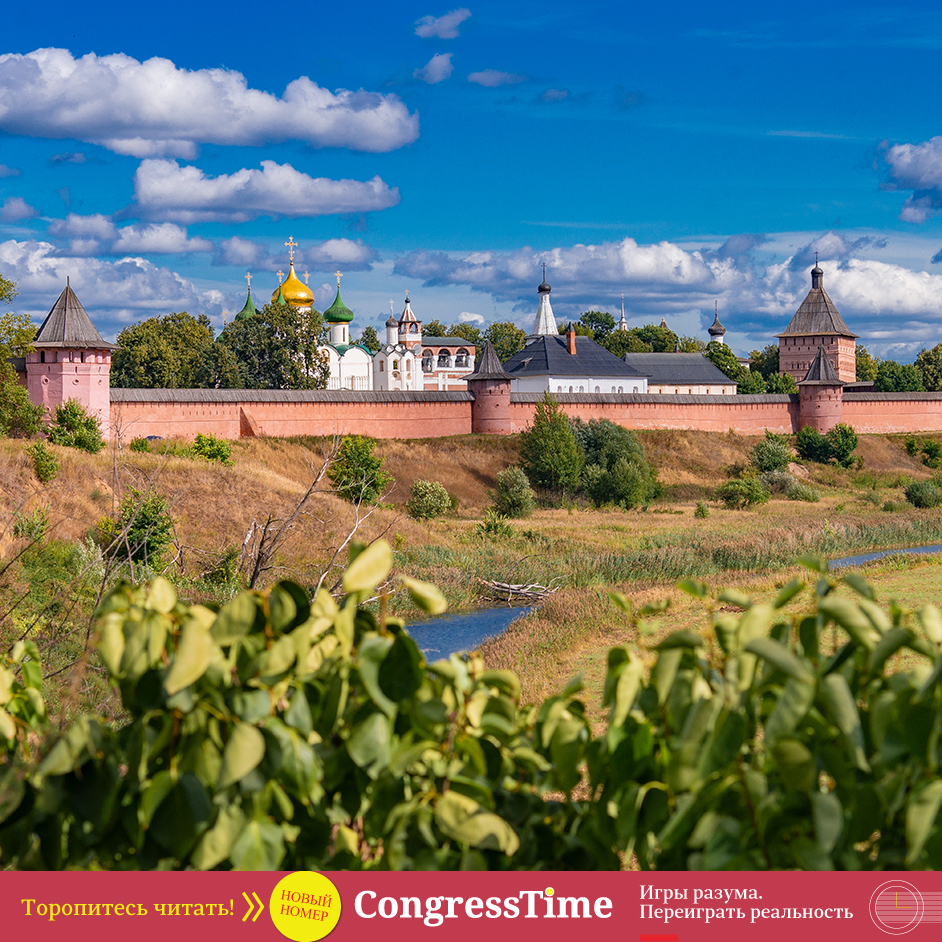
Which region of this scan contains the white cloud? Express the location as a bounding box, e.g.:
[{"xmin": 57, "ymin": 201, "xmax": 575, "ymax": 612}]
[
  {"xmin": 414, "ymin": 54, "xmax": 454, "ymax": 84},
  {"xmin": 0, "ymin": 197, "xmax": 38, "ymax": 222},
  {"xmin": 883, "ymin": 136, "xmax": 942, "ymax": 222},
  {"xmin": 300, "ymin": 238, "xmax": 378, "ymax": 272},
  {"xmin": 458, "ymin": 310, "xmax": 485, "ymax": 324},
  {"xmin": 49, "ymin": 213, "xmax": 117, "ymax": 241},
  {"xmin": 0, "ymin": 164, "xmax": 20, "ymax": 177},
  {"xmin": 111, "ymin": 223, "xmax": 213, "ymax": 255},
  {"xmin": 131, "ymin": 159, "xmax": 400, "ymax": 224},
  {"xmin": 0, "ymin": 48, "xmax": 419, "ymax": 158},
  {"xmin": 49, "ymin": 151, "xmax": 86, "ymax": 164},
  {"xmin": 468, "ymin": 70, "xmax": 526, "ymax": 87},
  {"xmin": 0, "ymin": 239, "xmax": 222, "ymax": 337},
  {"xmin": 215, "ymin": 236, "xmax": 269, "ymax": 268},
  {"xmin": 415, "ymin": 9, "xmax": 471, "ymax": 39}
]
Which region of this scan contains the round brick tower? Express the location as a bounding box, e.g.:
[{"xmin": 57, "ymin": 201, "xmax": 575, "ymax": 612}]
[
  {"xmin": 798, "ymin": 345, "xmax": 844, "ymax": 433},
  {"xmin": 467, "ymin": 340, "xmax": 513, "ymax": 434}
]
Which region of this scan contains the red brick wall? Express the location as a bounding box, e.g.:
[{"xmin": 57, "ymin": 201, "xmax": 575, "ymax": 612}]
[{"xmin": 842, "ymin": 394, "xmax": 942, "ymax": 433}]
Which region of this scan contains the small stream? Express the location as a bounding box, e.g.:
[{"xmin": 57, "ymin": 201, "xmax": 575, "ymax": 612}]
[
  {"xmin": 407, "ymin": 606, "xmax": 530, "ymax": 660},
  {"xmin": 829, "ymin": 544, "xmax": 942, "ymax": 568}
]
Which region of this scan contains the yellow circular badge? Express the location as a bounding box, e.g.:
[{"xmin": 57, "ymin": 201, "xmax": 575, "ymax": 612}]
[{"xmin": 270, "ymin": 872, "xmax": 342, "ymax": 942}]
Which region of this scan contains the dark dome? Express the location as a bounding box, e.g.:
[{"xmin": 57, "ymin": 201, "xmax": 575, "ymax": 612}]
[
  {"xmin": 538, "ymin": 280, "xmax": 551, "ymax": 293},
  {"xmin": 386, "ymin": 315, "xmax": 398, "ymax": 327}
]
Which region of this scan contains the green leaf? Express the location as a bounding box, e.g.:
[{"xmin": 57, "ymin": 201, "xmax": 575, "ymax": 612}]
[
  {"xmin": 191, "ymin": 803, "xmax": 246, "ymax": 871},
  {"xmin": 229, "ymin": 819, "xmax": 285, "ymax": 870},
  {"xmin": 906, "ymin": 780, "xmax": 942, "ymax": 866},
  {"xmin": 0, "ymin": 765, "xmax": 25, "ymax": 825},
  {"xmin": 718, "ymin": 589, "xmax": 751, "ymax": 608},
  {"xmin": 812, "ymin": 791, "xmax": 843, "ymax": 854},
  {"xmin": 149, "ymin": 773, "xmax": 213, "ymax": 859},
  {"xmin": 357, "ymin": 635, "xmax": 396, "ymax": 717},
  {"xmin": 765, "ymin": 676, "xmax": 817, "ymax": 744},
  {"xmin": 269, "ymin": 581, "xmax": 310, "ymax": 633},
  {"xmin": 211, "ymin": 592, "xmax": 262, "ymax": 644},
  {"xmin": 609, "ymin": 651, "xmax": 643, "ymax": 727},
  {"xmin": 164, "ymin": 619, "xmax": 214, "ymax": 696},
  {"xmin": 841, "ymin": 571, "xmax": 875, "ymax": 601},
  {"xmin": 145, "ymin": 577, "xmax": 177, "ymax": 614},
  {"xmin": 0, "ymin": 706, "xmax": 15, "ymax": 742},
  {"xmin": 435, "ymin": 790, "xmax": 520, "ymax": 855},
  {"xmin": 745, "ymin": 638, "xmax": 814, "ymax": 683},
  {"xmin": 138, "ymin": 770, "xmax": 175, "ymax": 829},
  {"xmin": 867, "ymin": 627, "xmax": 914, "ymax": 676},
  {"xmin": 347, "ymin": 712, "xmax": 391, "ymax": 776},
  {"xmin": 796, "ymin": 554, "xmax": 827, "ymax": 574},
  {"xmin": 342, "ymin": 540, "xmax": 393, "ymax": 594},
  {"xmin": 771, "ymin": 737, "xmax": 816, "ymax": 791},
  {"xmin": 96, "ymin": 616, "xmax": 125, "ymax": 677},
  {"xmin": 918, "ymin": 604, "xmax": 942, "ymax": 647},
  {"xmin": 218, "ymin": 724, "xmax": 266, "ymax": 790},
  {"xmin": 655, "ymin": 629, "xmax": 704, "ymax": 651},
  {"xmin": 379, "ymin": 633, "xmax": 425, "ymax": 702},
  {"xmin": 678, "ymin": 578, "xmax": 708, "ymax": 599},
  {"xmin": 773, "ymin": 578, "xmax": 805, "ymax": 609},
  {"xmin": 400, "ymin": 575, "xmax": 447, "ymax": 614},
  {"xmin": 821, "ymin": 673, "xmax": 870, "ymax": 771},
  {"xmin": 818, "ymin": 595, "xmax": 881, "ymax": 649}
]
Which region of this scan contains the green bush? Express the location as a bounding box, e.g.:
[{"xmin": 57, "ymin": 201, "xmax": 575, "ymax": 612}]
[
  {"xmin": 477, "ymin": 510, "xmax": 513, "ymax": 537},
  {"xmin": 519, "ymin": 393, "xmax": 583, "ymax": 493},
  {"xmin": 328, "ymin": 436, "xmax": 392, "ymax": 505},
  {"xmin": 7, "ymin": 551, "xmax": 942, "ymax": 869},
  {"xmin": 759, "ymin": 469, "xmax": 794, "ymax": 494},
  {"xmin": 883, "ymin": 500, "xmax": 904, "ymax": 512},
  {"xmin": 714, "ymin": 476, "xmax": 770, "ymax": 509},
  {"xmin": 45, "ymin": 399, "xmax": 105, "ymax": 454},
  {"xmin": 694, "ymin": 500, "xmax": 709, "ymax": 519},
  {"xmin": 795, "ymin": 425, "xmax": 832, "ymax": 463},
  {"xmin": 795, "ymin": 423, "xmax": 859, "ymax": 468},
  {"xmin": 905, "ymin": 480, "xmax": 942, "ymax": 508},
  {"xmin": 492, "ymin": 466, "xmax": 535, "ymax": 518},
  {"xmin": 128, "ymin": 437, "xmax": 150, "ymax": 453},
  {"xmin": 188, "ymin": 432, "xmax": 232, "ymax": 465},
  {"xmin": 12, "ymin": 505, "xmax": 50, "ymax": 542},
  {"xmin": 923, "ymin": 441, "xmax": 942, "ymax": 469},
  {"xmin": 573, "ymin": 418, "xmax": 658, "ymax": 509},
  {"xmin": 785, "ymin": 480, "xmax": 820, "ymax": 502},
  {"xmin": 26, "ymin": 441, "xmax": 59, "ymax": 483},
  {"xmin": 749, "ymin": 431, "xmax": 793, "ymax": 473},
  {"xmin": 828, "ymin": 422, "xmax": 859, "ymax": 468},
  {"xmin": 905, "ymin": 436, "xmax": 921, "ymax": 457},
  {"xmin": 406, "ymin": 480, "xmax": 451, "ymax": 519},
  {"xmin": 99, "ymin": 487, "xmax": 174, "ymax": 566}
]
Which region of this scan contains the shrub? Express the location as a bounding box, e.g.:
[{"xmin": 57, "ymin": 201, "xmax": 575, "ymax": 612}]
[
  {"xmin": 0, "ymin": 373, "xmax": 44, "ymax": 438},
  {"xmin": 519, "ymin": 393, "xmax": 583, "ymax": 493},
  {"xmin": 694, "ymin": 500, "xmax": 709, "ymax": 519},
  {"xmin": 188, "ymin": 432, "xmax": 232, "ymax": 465},
  {"xmin": 572, "ymin": 418, "xmax": 658, "ymax": 508},
  {"xmin": 26, "ymin": 441, "xmax": 58, "ymax": 483},
  {"xmin": 828, "ymin": 422, "xmax": 859, "ymax": 468},
  {"xmin": 714, "ymin": 476, "xmax": 770, "ymax": 509},
  {"xmin": 795, "ymin": 425, "xmax": 832, "ymax": 463},
  {"xmin": 128, "ymin": 437, "xmax": 150, "ymax": 453},
  {"xmin": 905, "ymin": 436, "xmax": 921, "ymax": 457},
  {"xmin": 45, "ymin": 399, "xmax": 105, "ymax": 453},
  {"xmin": 750, "ymin": 431, "xmax": 793, "ymax": 473},
  {"xmin": 407, "ymin": 480, "xmax": 451, "ymax": 520},
  {"xmin": 785, "ymin": 480, "xmax": 820, "ymax": 502},
  {"xmin": 477, "ymin": 510, "xmax": 513, "ymax": 537},
  {"xmin": 884, "ymin": 500, "xmax": 904, "ymax": 512},
  {"xmin": 99, "ymin": 487, "xmax": 174, "ymax": 566},
  {"xmin": 328, "ymin": 436, "xmax": 392, "ymax": 505},
  {"xmin": 923, "ymin": 441, "xmax": 942, "ymax": 469},
  {"xmin": 492, "ymin": 466, "xmax": 536, "ymax": 518},
  {"xmin": 759, "ymin": 469, "xmax": 795, "ymax": 494},
  {"xmin": 905, "ymin": 481, "xmax": 942, "ymax": 508},
  {"xmin": 12, "ymin": 505, "xmax": 50, "ymax": 541}
]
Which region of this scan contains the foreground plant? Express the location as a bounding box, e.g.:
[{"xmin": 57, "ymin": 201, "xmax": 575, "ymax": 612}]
[{"xmin": 3, "ymin": 547, "xmax": 942, "ymax": 869}]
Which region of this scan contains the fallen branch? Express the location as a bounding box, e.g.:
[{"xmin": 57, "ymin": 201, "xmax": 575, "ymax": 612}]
[{"xmin": 477, "ymin": 579, "xmax": 559, "ymax": 604}]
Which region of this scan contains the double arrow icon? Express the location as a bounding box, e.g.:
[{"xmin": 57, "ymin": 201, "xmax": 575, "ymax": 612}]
[{"xmin": 242, "ymin": 891, "xmax": 265, "ymax": 923}]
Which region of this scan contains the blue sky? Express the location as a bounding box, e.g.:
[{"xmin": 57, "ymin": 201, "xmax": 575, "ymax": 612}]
[{"xmin": 3, "ymin": 1, "xmax": 942, "ymax": 359}]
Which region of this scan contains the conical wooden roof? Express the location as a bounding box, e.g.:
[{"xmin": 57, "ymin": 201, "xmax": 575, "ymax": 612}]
[
  {"xmin": 798, "ymin": 345, "xmax": 843, "ymax": 386},
  {"xmin": 776, "ymin": 266, "xmax": 857, "ymax": 339},
  {"xmin": 468, "ymin": 340, "xmax": 510, "ymax": 381},
  {"xmin": 34, "ymin": 282, "xmax": 114, "ymax": 349}
]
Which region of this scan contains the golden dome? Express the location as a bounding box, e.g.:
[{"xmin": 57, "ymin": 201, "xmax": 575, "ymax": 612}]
[{"xmin": 272, "ymin": 264, "xmax": 314, "ymax": 307}]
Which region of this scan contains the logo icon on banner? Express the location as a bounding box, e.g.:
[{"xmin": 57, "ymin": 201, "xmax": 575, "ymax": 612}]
[
  {"xmin": 870, "ymin": 881, "xmax": 924, "ymax": 934},
  {"xmin": 270, "ymin": 872, "xmax": 342, "ymax": 942}
]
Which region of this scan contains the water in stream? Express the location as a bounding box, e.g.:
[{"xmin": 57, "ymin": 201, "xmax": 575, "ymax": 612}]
[
  {"xmin": 829, "ymin": 544, "xmax": 942, "ymax": 568},
  {"xmin": 406, "ymin": 606, "xmax": 530, "ymax": 660}
]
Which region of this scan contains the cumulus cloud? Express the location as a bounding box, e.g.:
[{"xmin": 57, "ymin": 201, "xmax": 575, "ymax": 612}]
[
  {"xmin": 468, "ymin": 70, "xmax": 526, "ymax": 87},
  {"xmin": 212, "ymin": 236, "xmax": 378, "ymax": 273},
  {"xmin": 47, "ymin": 212, "xmax": 212, "ymax": 255},
  {"xmin": 0, "ymin": 164, "xmax": 20, "ymax": 177},
  {"xmin": 0, "ymin": 48, "xmax": 419, "ymax": 158},
  {"xmin": 394, "ymin": 233, "xmax": 942, "ymax": 357},
  {"xmin": 458, "ymin": 311, "xmax": 485, "ymax": 324},
  {"xmin": 883, "ymin": 136, "xmax": 942, "ymax": 223},
  {"xmin": 414, "ymin": 53, "xmax": 454, "ymax": 84},
  {"xmin": 0, "ymin": 238, "xmax": 222, "ymax": 336},
  {"xmin": 214, "ymin": 236, "xmax": 270, "ymax": 268},
  {"xmin": 129, "ymin": 159, "xmax": 400, "ymax": 224},
  {"xmin": 0, "ymin": 197, "xmax": 38, "ymax": 222},
  {"xmin": 415, "ymin": 9, "xmax": 471, "ymax": 39}
]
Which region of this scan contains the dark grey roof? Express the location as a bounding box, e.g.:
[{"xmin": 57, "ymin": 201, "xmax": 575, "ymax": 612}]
[
  {"xmin": 798, "ymin": 346, "xmax": 843, "ymax": 385},
  {"xmin": 420, "ymin": 336, "xmax": 475, "ymax": 347},
  {"xmin": 777, "ymin": 268, "xmax": 857, "ymax": 339},
  {"xmin": 34, "ymin": 282, "xmax": 115, "ymax": 349},
  {"xmin": 511, "ymin": 392, "xmax": 788, "ymax": 403},
  {"xmin": 111, "ymin": 389, "xmax": 473, "ymax": 403},
  {"xmin": 385, "ymin": 316, "xmax": 398, "ymax": 327},
  {"xmin": 621, "ymin": 352, "xmax": 737, "ymax": 387},
  {"xmin": 708, "ymin": 314, "xmax": 726, "ymax": 335},
  {"xmin": 503, "ymin": 334, "xmax": 646, "ymax": 378},
  {"xmin": 467, "ymin": 340, "xmax": 510, "ymax": 381}
]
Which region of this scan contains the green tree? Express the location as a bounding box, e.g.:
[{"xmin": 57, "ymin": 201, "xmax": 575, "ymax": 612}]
[
  {"xmin": 678, "ymin": 335, "xmax": 706, "ymax": 352},
  {"xmin": 630, "ymin": 324, "xmax": 679, "ymax": 352},
  {"xmin": 217, "ymin": 302, "xmax": 329, "ymax": 390},
  {"xmin": 703, "ymin": 341, "xmax": 747, "ymax": 383},
  {"xmin": 100, "ymin": 487, "xmax": 174, "ymax": 566},
  {"xmin": 357, "ymin": 325, "xmax": 380, "ymax": 353},
  {"xmin": 46, "ymin": 399, "xmax": 104, "ymax": 453},
  {"xmin": 916, "ymin": 344, "xmax": 942, "ymax": 391},
  {"xmin": 423, "ymin": 319, "xmax": 448, "ymax": 337},
  {"xmin": 519, "ymin": 392, "xmax": 583, "ymax": 493},
  {"xmin": 738, "ymin": 371, "xmax": 767, "ymax": 394},
  {"xmin": 0, "ymin": 276, "xmax": 44, "ymax": 438},
  {"xmin": 112, "ymin": 312, "xmax": 215, "ymax": 388},
  {"xmin": 749, "ymin": 344, "xmax": 780, "ymax": 379},
  {"xmin": 484, "ymin": 321, "xmax": 527, "ymax": 361},
  {"xmin": 328, "ymin": 436, "xmax": 392, "ymax": 504},
  {"xmin": 573, "ymin": 418, "xmax": 658, "ymax": 509},
  {"xmin": 601, "ymin": 329, "xmax": 652, "ymax": 357},
  {"xmin": 765, "ymin": 371, "xmax": 798, "ymax": 394},
  {"xmin": 874, "ymin": 359, "xmax": 924, "ymax": 392},
  {"xmin": 578, "ymin": 310, "xmax": 615, "ymax": 342},
  {"xmin": 856, "ymin": 345, "xmax": 879, "ymax": 382},
  {"xmin": 447, "ymin": 322, "xmax": 483, "ymax": 346}
]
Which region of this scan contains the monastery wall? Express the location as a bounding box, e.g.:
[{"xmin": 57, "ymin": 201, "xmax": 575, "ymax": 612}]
[{"xmin": 841, "ymin": 393, "xmax": 942, "ymax": 433}]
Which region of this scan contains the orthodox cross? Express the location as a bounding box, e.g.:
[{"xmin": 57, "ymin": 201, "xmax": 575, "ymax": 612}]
[
  {"xmin": 715, "ymin": 300, "xmax": 718, "ymax": 315},
  {"xmin": 815, "ymin": 250, "xmax": 819, "ymax": 266},
  {"xmin": 303, "ymin": 271, "xmax": 310, "ymax": 285},
  {"xmin": 389, "ymin": 299, "xmax": 395, "ymax": 315},
  {"xmin": 285, "ymin": 237, "xmax": 298, "ymax": 265},
  {"xmin": 335, "ymin": 270, "xmax": 343, "ymax": 288},
  {"xmin": 276, "ymin": 270, "xmax": 284, "ymax": 284},
  {"xmin": 542, "ymin": 262, "xmax": 546, "ymax": 280},
  {"xmin": 245, "ymin": 272, "xmax": 252, "ymax": 291}
]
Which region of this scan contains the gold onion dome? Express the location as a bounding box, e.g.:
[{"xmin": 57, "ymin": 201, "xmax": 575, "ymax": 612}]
[{"xmin": 272, "ymin": 263, "xmax": 314, "ymax": 307}]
